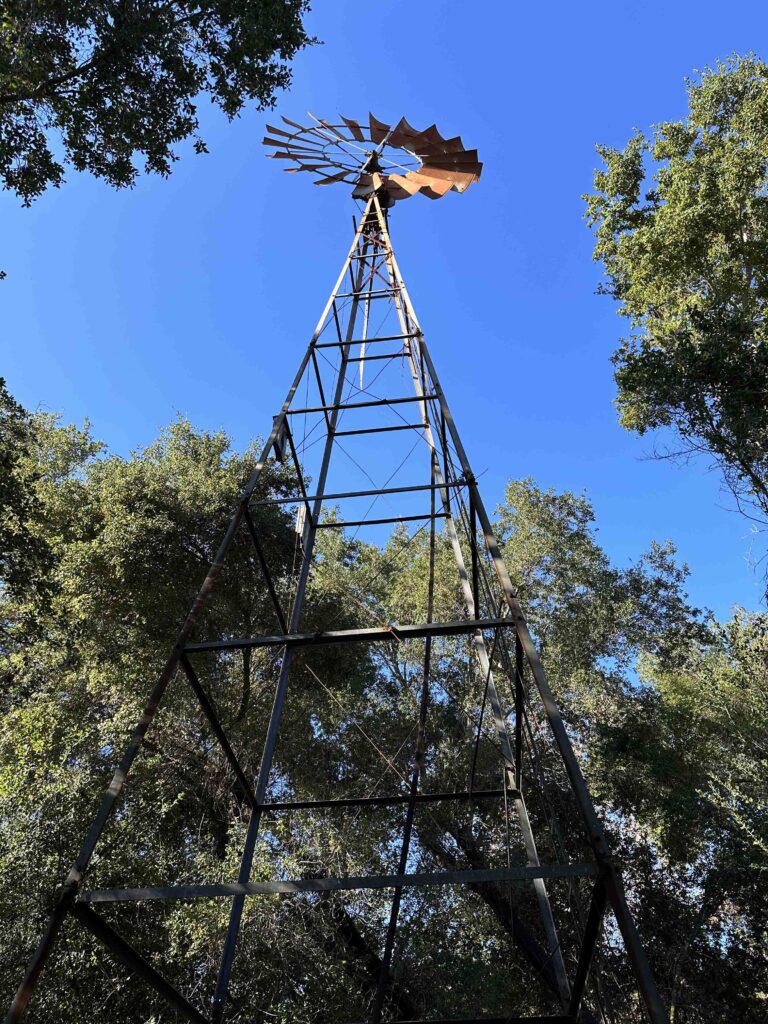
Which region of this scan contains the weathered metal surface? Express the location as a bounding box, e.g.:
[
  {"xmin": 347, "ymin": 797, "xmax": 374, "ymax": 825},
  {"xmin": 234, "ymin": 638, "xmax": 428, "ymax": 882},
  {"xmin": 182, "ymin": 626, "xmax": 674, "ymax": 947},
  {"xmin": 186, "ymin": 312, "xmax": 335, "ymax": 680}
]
[
  {"xmin": 72, "ymin": 904, "xmax": 211, "ymax": 1024},
  {"xmin": 80, "ymin": 863, "xmax": 599, "ymax": 904},
  {"xmin": 184, "ymin": 616, "xmax": 512, "ymax": 653},
  {"xmin": 260, "ymin": 113, "xmax": 481, "ymax": 202}
]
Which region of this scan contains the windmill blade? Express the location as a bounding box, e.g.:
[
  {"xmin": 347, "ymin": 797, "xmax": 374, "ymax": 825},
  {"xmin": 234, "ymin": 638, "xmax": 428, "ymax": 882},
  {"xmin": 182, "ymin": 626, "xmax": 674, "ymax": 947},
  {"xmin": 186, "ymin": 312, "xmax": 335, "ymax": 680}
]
[
  {"xmin": 263, "ymin": 139, "xmax": 326, "ymax": 157},
  {"xmin": 421, "ymin": 184, "xmax": 454, "ymax": 200},
  {"xmin": 314, "ymin": 169, "xmax": 356, "ymax": 186},
  {"xmin": 384, "ymin": 181, "xmax": 415, "ymax": 202},
  {"xmin": 341, "ymin": 115, "xmax": 366, "ymax": 142},
  {"xmin": 286, "ymin": 164, "xmax": 335, "ymax": 173},
  {"xmin": 369, "ymin": 113, "xmax": 391, "ymax": 145},
  {"xmin": 407, "ymin": 172, "xmax": 454, "ymax": 198},
  {"xmin": 415, "ymin": 136, "xmax": 466, "ymax": 156},
  {"xmin": 425, "ymin": 149, "xmax": 480, "ymax": 166},
  {"xmin": 388, "ymin": 117, "xmax": 423, "ymax": 149},
  {"xmin": 426, "ymin": 164, "xmax": 483, "ymax": 179},
  {"xmin": 308, "ymin": 112, "xmax": 350, "ymax": 142},
  {"xmin": 387, "ymin": 173, "xmax": 422, "ymax": 197},
  {"xmin": 281, "ymin": 115, "xmax": 308, "ymax": 131},
  {"xmin": 419, "ymin": 166, "xmax": 478, "ymax": 191},
  {"xmin": 267, "ymin": 151, "xmax": 327, "ymax": 161},
  {"xmin": 285, "ymin": 159, "xmax": 341, "ymax": 170},
  {"xmin": 265, "ymin": 123, "xmax": 296, "ymax": 139},
  {"xmin": 263, "ymin": 135, "xmax": 323, "ymax": 149},
  {"xmin": 266, "ymin": 111, "xmax": 481, "ymax": 204},
  {"xmin": 417, "ymin": 124, "xmax": 446, "ymax": 148},
  {"xmin": 425, "ymin": 162, "xmax": 483, "ymax": 180}
]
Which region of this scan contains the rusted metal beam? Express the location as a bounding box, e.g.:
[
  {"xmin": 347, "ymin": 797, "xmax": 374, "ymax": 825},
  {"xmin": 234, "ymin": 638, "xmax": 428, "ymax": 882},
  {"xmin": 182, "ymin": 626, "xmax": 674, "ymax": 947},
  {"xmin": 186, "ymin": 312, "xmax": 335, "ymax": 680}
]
[
  {"xmin": 261, "ymin": 788, "xmax": 506, "ymax": 812},
  {"xmin": 71, "ymin": 904, "xmax": 210, "ymax": 1024},
  {"xmin": 184, "ymin": 617, "xmax": 512, "ymax": 653},
  {"xmin": 314, "ymin": 512, "xmax": 448, "ymax": 529},
  {"xmin": 287, "ymin": 393, "xmax": 438, "ymax": 415},
  {"xmin": 333, "ymin": 422, "xmax": 424, "ymax": 437},
  {"xmin": 251, "ymin": 479, "xmax": 466, "ymax": 507},
  {"xmin": 179, "ymin": 655, "xmax": 257, "ymax": 809},
  {"xmin": 80, "ymin": 863, "xmax": 599, "ymax": 903}
]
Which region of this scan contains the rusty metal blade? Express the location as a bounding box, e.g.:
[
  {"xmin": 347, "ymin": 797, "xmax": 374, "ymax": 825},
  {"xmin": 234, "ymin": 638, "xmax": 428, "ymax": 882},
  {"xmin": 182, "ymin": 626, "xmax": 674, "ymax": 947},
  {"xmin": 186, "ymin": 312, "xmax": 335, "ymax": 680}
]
[
  {"xmin": 421, "ymin": 161, "xmax": 482, "ymax": 177},
  {"xmin": 418, "ymin": 165, "xmax": 478, "ymax": 191},
  {"xmin": 388, "ymin": 117, "xmax": 419, "ymax": 149},
  {"xmin": 384, "ymin": 180, "xmax": 414, "ymax": 202},
  {"xmin": 281, "ymin": 115, "xmax": 308, "ymax": 131},
  {"xmin": 266, "ymin": 111, "xmax": 482, "ymax": 194},
  {"xmin": 266, "ymin": 124, "xmax": 295, "ymax": 139},
  {"xmin": 263, "ymin": 137, "xmax": 325, "ymax": 154},
  {"xmin": 307, "ymin": 112, "xmax": 349, "ymax": 142},
  {"xmin": 369, "ymin": 113, "xmax": 391, "ymax": 145},
  {"xmin": 387, "ymin": 116, "xmax": 426, "ymax": 150},
  {"xmin": 314, "ymin": 169, "xmax": 354, "ymax": 185},
  {"xmin": 341, "ymin": 115, "xmax": 366, "ymax": 142},
  {"xmin": 285, "ymin": 164, "xmax": 330, "ymax": 173},
  {"xmin": 417, "ymin": 124, "xmax": 446, "ymax": 148},
  {"xmin": 263, "ymin": 135, "xmax": 321, "ymax": 148},
  {"xmin": 404, "ymin": 171, "xmax": 454, "ymax": 198},
  {"xmin": 387, "ymin": 173, "xmax": 422, "ymax": 196},
  {"xmin": 414, "ymin": 135, "xmax": 465, "ymax": 156},
  {"xmin": 424, "ymin": 149, "xmax": 479, "ymax": 166}
]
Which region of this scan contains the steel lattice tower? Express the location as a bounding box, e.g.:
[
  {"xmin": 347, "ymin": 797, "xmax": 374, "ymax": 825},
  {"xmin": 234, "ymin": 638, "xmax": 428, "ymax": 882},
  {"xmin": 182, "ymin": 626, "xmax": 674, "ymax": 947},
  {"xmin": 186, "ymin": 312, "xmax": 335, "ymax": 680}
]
[{"xmin": 8, "ymin": 115, "xmax": 668, "ymax": 1024}]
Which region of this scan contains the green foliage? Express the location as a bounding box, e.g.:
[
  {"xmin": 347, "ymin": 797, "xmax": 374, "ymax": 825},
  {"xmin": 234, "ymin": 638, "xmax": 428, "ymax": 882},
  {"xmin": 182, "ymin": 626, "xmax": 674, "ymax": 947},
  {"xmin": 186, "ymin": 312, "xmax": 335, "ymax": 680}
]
[
  {"xmin": 1, "ymin": 395, "xmax": 764, "ymax": 1021},
  {"xmin": 0, "ymin": 410, "xmax": 301, "ymax": 1020},
  {"xmin": 0, "ymin": 0, "xmax": 313, "ymax": 204},
  {"xmin": 0, "ymin": 378, "xmax": 60, "ymax": 619},
  {"xmin": 585, "ymin": 55, "xmax": 768, "ymax": 535},
  {"xmin": 591, "ymin": 611, "xmax": 768, "ymax": 1021}
]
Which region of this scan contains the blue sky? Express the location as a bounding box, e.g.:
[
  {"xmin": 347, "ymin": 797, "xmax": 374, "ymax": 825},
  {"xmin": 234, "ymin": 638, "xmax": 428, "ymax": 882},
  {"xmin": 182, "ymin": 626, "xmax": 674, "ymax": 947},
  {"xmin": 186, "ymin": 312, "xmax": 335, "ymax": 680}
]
[{"xmin": 3, "ymin": 1, "xmax": 767, "ymax": 620}]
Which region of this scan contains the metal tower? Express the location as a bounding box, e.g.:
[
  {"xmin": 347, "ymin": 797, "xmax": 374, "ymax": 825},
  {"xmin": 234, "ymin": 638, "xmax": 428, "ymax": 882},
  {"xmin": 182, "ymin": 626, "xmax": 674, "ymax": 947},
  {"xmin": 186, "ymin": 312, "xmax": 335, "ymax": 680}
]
[{"xmin": 8, "ymin": 115, "xmax": 668, "ymax": 1024}]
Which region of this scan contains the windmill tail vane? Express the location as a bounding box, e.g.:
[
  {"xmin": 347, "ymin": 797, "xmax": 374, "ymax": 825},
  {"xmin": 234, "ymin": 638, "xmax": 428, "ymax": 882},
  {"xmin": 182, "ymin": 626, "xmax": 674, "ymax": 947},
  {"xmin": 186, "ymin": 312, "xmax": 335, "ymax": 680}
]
[{"xmin": 8, "ymin": 115, "xmax": 669, "ymax": 1024}]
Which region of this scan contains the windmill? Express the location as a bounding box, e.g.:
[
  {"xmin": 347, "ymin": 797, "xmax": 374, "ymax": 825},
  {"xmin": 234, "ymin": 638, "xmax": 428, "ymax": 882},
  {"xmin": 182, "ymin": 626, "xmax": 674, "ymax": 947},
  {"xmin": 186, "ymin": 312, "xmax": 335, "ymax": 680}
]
[{"xmin": 8, "ymin": 114, "xmax": 668, "ymax": 1024}]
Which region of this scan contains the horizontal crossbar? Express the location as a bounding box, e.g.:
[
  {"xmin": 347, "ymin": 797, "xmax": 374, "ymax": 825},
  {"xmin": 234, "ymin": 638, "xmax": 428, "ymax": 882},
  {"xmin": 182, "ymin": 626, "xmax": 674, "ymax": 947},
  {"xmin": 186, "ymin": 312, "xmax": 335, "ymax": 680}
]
[
  {"xmin": 80, "ymin": 863, "xmax": 598, "ymax": 904},
  {"xmin": 185, "ymin": 616, "xmax": 511, "ymax": 653},
  {"xmin": 252, "ymin": 480, "xmax": 466, "ymax": 506},
  {"xmin": 335, "ymin": 288, "xmax": 392, "ymax": 298},
  {"xmin": 315, "ymin": 512, "xmax": 448, "ymax": 530},
  {"xmin": 314, "ymin": 332, "xmax": 418, "ymax": 349},
  {"xmin": 349, "ymin": 251, "xmax": 390, "ymax": 261},
  {"xmin": 333, "ymin": 422, "xmax": 424, "ymax": 437},
  {"xmin": 287, "ymin": 394, "xmax": 437, "ymax": 415},
  {"xmin": 262, "ymin": 788, "xmax": 507, "ymax": 812},
  {"xmin": 346, "ymin": 351, "xmax": 406, "ymax": 363}
]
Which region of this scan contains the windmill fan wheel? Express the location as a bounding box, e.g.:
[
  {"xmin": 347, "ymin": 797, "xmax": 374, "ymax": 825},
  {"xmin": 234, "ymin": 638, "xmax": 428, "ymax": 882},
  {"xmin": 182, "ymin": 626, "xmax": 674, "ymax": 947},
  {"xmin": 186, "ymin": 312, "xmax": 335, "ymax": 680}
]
[{"xmin": 263, "ymin": 112, "xmax": 482, "ymax": 203}]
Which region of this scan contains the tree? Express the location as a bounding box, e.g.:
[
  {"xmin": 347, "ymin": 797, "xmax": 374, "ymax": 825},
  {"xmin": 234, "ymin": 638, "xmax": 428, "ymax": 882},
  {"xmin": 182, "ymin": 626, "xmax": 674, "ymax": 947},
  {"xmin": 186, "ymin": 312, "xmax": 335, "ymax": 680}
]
[
  {"xmin": 2, "ymin": 396, "xmax": 763, "ymax": 1021},
  {"xmin": 0, "ymin": 0, "xmax": 313, "ymax": 204},
  {"xmin": 590, "ymin": 610, "xmax": 768, "ymax": 1022},
  {"xmin": 585, "ymin": 55, "xmax": 768, "ymax": 544},
  {"xmin": 0, "ymin": 377, "xmax": 56, "ymax": 614}
]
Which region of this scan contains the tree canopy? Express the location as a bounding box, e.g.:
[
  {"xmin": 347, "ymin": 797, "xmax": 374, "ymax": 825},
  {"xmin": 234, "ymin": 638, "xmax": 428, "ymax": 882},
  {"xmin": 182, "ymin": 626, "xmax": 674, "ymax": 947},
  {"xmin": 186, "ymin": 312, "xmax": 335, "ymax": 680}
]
[
  {"xmin": 1, "ymin": 396, "xmax": 765, "ymax": 1022},
  {"xmin": 585, "ymin": 55, "xmax": 768, "ymax": 545},
  {"xmin": 0, "ymin": 0, "xmax": 313, "ymax": 204}
]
